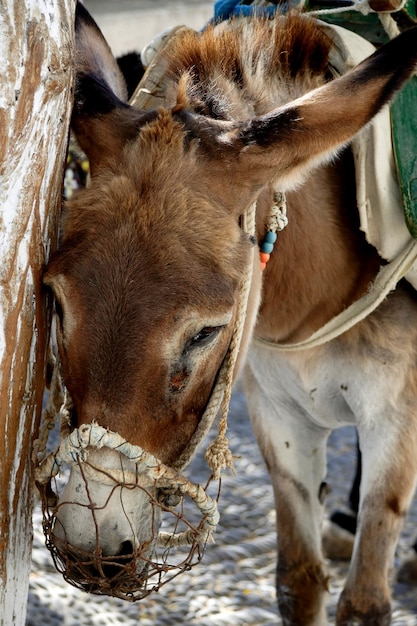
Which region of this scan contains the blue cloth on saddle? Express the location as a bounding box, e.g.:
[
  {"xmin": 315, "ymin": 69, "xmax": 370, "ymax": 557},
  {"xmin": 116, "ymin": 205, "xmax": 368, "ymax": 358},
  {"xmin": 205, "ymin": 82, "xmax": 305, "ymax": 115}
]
[{"xmin": 213, "ymin": 0, "xmax": 280, "ymax": 21}]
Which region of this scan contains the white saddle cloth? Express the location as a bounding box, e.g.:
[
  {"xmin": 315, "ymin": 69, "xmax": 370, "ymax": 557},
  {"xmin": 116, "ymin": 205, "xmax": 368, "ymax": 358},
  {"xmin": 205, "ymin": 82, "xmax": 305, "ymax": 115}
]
[{"xmin": 323, "ymin": 22, "xmax": 417, "ymax": 289}]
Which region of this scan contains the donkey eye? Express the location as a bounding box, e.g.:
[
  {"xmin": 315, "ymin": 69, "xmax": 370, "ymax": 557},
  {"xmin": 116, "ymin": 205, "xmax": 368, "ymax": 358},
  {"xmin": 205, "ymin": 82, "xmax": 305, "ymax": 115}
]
[{"xmin": 189, "ymin": 326, "xmax": 222, "ymax": 348}]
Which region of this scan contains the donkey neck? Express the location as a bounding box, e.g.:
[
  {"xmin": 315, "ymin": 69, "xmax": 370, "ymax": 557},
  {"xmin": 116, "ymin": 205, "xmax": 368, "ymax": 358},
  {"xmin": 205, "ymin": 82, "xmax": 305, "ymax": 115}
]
[{"xmin": 255, "ymin": 148, "xmax": 382, "ymax": 345}]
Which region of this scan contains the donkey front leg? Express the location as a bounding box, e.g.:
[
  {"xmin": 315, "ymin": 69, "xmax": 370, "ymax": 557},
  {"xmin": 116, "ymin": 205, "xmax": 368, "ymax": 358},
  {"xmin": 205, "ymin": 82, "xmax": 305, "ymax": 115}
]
[
  {"xmin": 336, "ymin": 421, "xmax": 417, "ymax": 626},
  {"xmin": 245, "ymin": 367, "xmax": 330, "ymax": 626}
]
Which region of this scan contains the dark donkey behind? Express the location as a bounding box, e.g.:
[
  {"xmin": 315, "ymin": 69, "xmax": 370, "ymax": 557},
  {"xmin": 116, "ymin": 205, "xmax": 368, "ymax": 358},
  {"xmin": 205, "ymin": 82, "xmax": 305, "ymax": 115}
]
[{"xmin": 43, "ymin": 3, "xmax": 417, "ymax": 624}]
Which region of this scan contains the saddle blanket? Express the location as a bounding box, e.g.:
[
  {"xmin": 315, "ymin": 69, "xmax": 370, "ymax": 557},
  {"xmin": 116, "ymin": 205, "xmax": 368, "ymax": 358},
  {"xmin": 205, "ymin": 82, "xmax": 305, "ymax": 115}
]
[{"xmin": 324, "ymin": 22, "xmax": 417, "ymax": 289}]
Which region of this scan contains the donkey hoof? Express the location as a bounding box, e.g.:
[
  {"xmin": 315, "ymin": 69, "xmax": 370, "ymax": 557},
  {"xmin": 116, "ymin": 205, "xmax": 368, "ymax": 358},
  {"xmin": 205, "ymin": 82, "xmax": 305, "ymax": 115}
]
[
  {"xmin": 397, "ymin": 552, "xmax": 417, "ymax": 584},
  {"xmin": 336, "ymin": 596, "xmax": 391, "ymax": 626},
  {"xmin": 322, "ymin": 519, "xmax": 354, "ymax": 561}
]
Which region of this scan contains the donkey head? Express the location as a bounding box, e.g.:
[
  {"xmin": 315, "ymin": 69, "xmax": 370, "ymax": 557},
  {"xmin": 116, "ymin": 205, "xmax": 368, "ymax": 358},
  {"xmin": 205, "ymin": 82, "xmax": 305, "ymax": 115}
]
[{"xmin": 44, "ymin": 1, "xmax": 417, "ymax": 580}]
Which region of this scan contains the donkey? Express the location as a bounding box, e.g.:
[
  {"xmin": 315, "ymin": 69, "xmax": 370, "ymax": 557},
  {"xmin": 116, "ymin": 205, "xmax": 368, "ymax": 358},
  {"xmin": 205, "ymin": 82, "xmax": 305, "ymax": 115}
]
[{"xmin": 44, "ymin": 2, "xmax": 417, "ymax": 624}]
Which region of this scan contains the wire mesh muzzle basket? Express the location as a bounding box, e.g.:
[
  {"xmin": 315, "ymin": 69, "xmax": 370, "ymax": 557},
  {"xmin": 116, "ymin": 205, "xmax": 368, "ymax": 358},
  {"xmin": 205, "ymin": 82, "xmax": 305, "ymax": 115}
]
[{"xmin": 35, "ymin": 424, "xmax": 220, "ymax": 601}]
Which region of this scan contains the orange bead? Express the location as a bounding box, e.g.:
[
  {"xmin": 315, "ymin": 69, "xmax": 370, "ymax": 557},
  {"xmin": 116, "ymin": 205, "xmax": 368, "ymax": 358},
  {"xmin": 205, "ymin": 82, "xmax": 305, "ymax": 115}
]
[
  {"xmin": 260, "ymin": 252, "xmax": 270, "ymax": 264},
  {"xmin": 260, "ymin": 261, "xmax": 267, "ymax": 271}
]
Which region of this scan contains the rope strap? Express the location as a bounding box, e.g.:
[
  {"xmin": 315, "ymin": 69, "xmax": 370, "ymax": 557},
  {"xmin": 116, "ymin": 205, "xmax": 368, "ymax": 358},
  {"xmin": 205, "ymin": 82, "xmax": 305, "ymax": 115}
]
[
  {"xmin": 213, "ymin": 0, "xmax": 407, "ymax": 21},
  {"xmin": 204, "ymin": 199, "xmax": 256, "ymax": 476}
]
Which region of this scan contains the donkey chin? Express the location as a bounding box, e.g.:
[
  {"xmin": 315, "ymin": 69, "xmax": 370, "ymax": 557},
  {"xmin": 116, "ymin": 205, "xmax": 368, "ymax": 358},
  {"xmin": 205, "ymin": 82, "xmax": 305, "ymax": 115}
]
[{"xmin": 52, "ymin": 448, "xmax": 161, "ymax": 586}]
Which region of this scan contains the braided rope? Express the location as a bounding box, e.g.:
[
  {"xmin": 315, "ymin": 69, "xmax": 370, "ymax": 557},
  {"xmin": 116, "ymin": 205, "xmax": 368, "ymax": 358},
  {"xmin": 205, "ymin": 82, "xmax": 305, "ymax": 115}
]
[
  {"xmin": 378, "ymin": 11, "xmax": 401, "ymax": 38},
  {"xmin": 267, "ymin": 191, "xmax": 288, "ymax": 234},
  {"xmin": 205, "ymin": 201, "xmax": 256, "ymax": 478},
  {"xmin": 307, "ymin": 0, "xmax": 406, "ymax": 16},
  {"xmin": 213, "ymin": 0, "xmax": 407, "ymax": 21}
]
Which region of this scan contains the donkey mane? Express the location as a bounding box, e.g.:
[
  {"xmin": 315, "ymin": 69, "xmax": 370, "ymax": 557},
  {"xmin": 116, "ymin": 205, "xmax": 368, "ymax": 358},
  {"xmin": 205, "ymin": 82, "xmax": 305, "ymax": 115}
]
[{"xmin": 167, "ymin": 14, "xmax": 335, "ymax": 119}]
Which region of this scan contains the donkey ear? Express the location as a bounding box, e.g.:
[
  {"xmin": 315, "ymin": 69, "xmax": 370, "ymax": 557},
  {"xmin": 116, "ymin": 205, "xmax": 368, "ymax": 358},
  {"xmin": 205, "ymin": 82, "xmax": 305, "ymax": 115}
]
[
  {"xmin": 72, "ymin": 2, "xmax": 143, "ymax": 174},
  {"xmin": 217, "ymin": 25, "xmax": 417, "ymax": 189}
]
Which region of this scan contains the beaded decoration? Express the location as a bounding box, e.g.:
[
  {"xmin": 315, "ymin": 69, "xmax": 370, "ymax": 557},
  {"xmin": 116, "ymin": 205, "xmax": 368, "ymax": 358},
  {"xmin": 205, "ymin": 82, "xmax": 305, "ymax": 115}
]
[{"xmin": 259, "ymin": 191, "xmax": 288, "ymax": 270}]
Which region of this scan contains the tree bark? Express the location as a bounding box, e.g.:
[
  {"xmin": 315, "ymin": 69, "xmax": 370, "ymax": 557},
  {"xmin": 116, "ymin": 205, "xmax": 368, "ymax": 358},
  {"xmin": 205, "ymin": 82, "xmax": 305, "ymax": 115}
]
[{"xmin": 0, "ymin": 1, "xmax": 75, "ymax": 624}]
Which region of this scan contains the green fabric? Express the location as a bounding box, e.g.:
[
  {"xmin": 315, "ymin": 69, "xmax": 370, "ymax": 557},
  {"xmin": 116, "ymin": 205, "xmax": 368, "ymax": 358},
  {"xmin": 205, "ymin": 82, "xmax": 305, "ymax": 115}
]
[
  {"xmin": 306, "ymin": 0, "xmax": 416, "ymax": 44},
  {"xmin": 392, "ymin": 77, "xmax": 417, "ymax": 239}
]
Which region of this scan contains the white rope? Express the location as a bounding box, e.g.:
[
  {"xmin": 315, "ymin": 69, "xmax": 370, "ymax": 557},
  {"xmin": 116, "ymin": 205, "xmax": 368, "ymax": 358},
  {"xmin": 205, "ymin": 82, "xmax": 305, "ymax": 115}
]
[
  {"xmin": 204, "ymin": 200, "xmax": 256, "ymax": 478},
  {"xmin": 267, "ymin": 191, "xmax": 288, "ymax": 233},
  {"xmin": 32, "ymin": 351, "xmax": 64, "ymax": 465},
  {"xmin": 307, "ymin": 0, "xmax": 406, "ymax": 17},
  {"xmin": 378, "ymin": 11, "xmax": 401, "ymax": 38}
]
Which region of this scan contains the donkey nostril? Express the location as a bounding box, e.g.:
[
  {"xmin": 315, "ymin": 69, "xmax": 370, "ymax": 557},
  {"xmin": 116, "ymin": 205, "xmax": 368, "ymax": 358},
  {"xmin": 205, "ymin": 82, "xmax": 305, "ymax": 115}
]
[
  {"xmin": 103, "ymin": 540, "xmax": 134, "ymax": 572},
  {"xmin": 97, "ymin": 541, "xmax": 135, "ymax": 581},
  {"xmin": 118, "ymin": 540, "xmax": 134, "ymax": 558}
]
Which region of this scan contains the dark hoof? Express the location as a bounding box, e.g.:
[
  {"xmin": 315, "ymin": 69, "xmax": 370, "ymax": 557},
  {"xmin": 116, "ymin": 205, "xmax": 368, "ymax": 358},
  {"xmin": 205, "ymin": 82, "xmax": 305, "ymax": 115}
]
[{"xmin": 337, "ymin": 597, "xmax": 391, "ymax": 626}]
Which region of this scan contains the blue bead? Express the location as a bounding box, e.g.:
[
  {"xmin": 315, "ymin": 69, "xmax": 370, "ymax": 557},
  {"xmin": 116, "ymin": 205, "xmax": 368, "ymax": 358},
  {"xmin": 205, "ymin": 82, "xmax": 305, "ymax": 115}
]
[
  {"xmin": 264, "ymin": 231, "xmax": 277, "ymax": 244},
  {"xmin": 260, "ymin": 241, "xmax": 274, "ymax": 254}
]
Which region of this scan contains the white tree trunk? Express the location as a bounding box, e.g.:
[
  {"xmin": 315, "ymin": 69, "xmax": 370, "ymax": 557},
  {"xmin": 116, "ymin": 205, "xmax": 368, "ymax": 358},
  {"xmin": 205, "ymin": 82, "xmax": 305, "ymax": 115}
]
[{"xmin": 0, "ymin": 1, "xmax": 75, "ymax": 624}]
